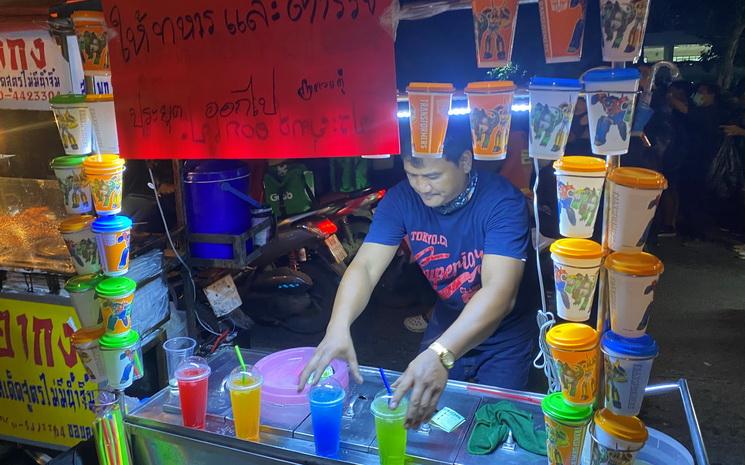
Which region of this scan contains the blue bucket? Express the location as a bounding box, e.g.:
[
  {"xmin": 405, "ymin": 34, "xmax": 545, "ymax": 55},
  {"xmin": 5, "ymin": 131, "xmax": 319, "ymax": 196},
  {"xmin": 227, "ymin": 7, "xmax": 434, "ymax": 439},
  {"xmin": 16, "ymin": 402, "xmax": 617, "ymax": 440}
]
[{"xmin": 183, "ymin": 161, "xmax": 260, "ymax": 260}]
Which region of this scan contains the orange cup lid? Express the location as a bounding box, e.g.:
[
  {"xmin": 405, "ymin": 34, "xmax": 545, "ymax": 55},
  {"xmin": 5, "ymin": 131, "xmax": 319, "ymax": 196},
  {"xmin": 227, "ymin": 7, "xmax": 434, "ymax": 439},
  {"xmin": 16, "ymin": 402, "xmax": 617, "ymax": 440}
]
[
  {"xmin": 553, "ymin": 156, "xmax": 607, "ymax": 173},
  {"xmin": 550, "ymin": 238, "xmax": 603, "ymax": 260},
  {"xmin": 605, "ymin": 252, "xmax": 664, "ymax": 276},
  {"xmin": 71, "ymin": 11, "xmax": 105, "ymax": 22},
  {"xmin": 608, "ymin": 167, "xmax": 667, "ymax": 190},
  {"xmin": 59, "ymin": 215, "xmax": 95, "ymax": 234},
  {"xmin": 83, "ymin": 154, "xmax": 125, "ymax": 171},
  {"xmin": 85, "ymin": 94, "xmax": 114, "ymax": 102},
  {"xmin": 71, "ymin": 326, "xmax": 104, "ymax": 345},
  {"xmin": 465, "ymin": 81, "xmax": 516, "ymax": 93},
  {"xmin": 406, "ymin": 82, "xmax": 455, "ymax": 93},
  {"xmin": 546, "ymin": 323, "xmax": 599, "ymax": 351},
  {"xmin": 594, "ymin": 408, "xmax": 648, "ymax": 443}
]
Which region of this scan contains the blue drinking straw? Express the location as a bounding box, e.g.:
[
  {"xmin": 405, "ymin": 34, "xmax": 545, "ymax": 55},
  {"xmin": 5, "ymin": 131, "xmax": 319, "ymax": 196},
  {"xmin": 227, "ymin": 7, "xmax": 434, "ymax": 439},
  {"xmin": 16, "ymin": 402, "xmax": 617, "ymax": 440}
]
[{"xmin": 379, "ymin": 368, "xmax": 393, "ymax": 396}]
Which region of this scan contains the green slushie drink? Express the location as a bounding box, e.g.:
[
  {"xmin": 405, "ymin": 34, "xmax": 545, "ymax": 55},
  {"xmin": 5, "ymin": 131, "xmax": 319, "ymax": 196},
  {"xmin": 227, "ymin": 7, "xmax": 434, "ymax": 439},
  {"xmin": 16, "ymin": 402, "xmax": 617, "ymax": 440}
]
[{"xmin": 371, "ymin": 392, "xmax": 408, "ymax": 465}]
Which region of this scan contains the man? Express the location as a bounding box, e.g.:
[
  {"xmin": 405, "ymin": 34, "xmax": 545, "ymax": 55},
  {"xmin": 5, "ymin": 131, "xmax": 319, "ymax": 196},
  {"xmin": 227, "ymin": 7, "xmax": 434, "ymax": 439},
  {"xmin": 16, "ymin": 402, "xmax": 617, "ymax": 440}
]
[{"xmin": 298, "ymin": 118, "xmax": 538, "ymax": 429}]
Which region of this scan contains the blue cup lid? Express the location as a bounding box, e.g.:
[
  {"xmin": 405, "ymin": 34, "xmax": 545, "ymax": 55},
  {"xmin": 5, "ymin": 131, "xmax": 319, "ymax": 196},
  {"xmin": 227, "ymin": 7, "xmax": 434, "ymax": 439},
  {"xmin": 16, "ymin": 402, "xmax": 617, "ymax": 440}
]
[
  {"xmin": 91, "ymin": 215, "xmax": 133, "ymax": 233},
  {"xmin": 309, "ymin": 377, "xmax": 345, "ymax": 405},
  {"xmin": 583, "ymin": 68, "xmax": 640, "ymax": 83},
  {"xmin": 529, "ymin": 77, "xmax": 582, "ymax": 89},
  {"xmin": 601, "ymin": 330, "xmax": 658, "ymax": 358}
]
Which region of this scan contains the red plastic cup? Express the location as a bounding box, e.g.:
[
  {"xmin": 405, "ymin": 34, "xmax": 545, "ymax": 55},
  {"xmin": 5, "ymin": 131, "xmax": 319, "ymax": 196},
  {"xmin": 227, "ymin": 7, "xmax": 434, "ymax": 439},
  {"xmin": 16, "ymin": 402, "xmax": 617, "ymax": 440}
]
[{"xmin": 176, "ymin": 356, "xmax": 211, "ymax": 429}]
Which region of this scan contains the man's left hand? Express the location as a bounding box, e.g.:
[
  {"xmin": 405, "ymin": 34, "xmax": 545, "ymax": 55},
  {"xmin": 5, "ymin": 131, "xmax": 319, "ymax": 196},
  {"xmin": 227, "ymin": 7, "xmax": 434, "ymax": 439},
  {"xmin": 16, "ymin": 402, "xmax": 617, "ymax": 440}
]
[{"xmin": 390, "ymin": 349, "xmax": 448, "ymax": 429}]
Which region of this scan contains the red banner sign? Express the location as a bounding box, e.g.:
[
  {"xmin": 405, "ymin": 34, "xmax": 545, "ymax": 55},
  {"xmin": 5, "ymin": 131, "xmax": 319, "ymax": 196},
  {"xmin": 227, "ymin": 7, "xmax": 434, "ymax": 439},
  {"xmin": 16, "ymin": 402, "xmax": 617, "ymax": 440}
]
[{"xmin": 101, "ymin": 0, "xmax": 400, "ymax": 159}]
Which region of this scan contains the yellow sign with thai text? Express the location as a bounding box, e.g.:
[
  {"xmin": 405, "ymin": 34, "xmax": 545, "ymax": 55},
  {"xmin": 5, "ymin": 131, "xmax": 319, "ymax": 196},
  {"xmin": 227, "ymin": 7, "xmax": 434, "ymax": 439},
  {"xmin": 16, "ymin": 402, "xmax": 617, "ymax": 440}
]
[{"xmin": 0, "ymin": 297, "xmax": 96, "ymax": 448}]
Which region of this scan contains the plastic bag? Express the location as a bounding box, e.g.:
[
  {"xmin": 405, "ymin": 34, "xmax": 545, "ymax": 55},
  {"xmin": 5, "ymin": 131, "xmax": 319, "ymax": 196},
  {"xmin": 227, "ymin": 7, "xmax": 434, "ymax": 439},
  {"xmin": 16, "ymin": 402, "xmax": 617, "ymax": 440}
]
[{"xmin": 708, "ymin": 136, "xmax": 745, "ymax": 201}]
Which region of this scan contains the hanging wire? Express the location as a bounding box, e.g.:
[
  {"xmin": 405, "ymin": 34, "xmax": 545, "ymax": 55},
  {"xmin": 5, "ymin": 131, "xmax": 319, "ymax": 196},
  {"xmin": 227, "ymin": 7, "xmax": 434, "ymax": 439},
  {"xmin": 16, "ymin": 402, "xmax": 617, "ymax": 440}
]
[
  {"xmin": 147, "ymin": 167, "xmax": 227, "ymax": 337},
  {"xmin": 530, "ymin": 157, "xmax": 561, "ymax": 392}
]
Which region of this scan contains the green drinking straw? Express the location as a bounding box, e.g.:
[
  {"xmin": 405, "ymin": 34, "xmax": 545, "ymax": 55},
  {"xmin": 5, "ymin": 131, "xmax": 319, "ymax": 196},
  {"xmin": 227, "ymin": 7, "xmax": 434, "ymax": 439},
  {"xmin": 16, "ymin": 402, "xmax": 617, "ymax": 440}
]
[{"xmin": 234, "ymin": 345, "xmax": 247, "ymax": 383}]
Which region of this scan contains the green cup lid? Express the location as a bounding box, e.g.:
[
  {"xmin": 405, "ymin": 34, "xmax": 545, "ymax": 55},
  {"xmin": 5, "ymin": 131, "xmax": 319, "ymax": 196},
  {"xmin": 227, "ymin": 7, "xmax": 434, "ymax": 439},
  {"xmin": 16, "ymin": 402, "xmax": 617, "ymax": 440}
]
[
  {"xmin": 65, "ymin": 273, "xmax": 104, "ymax": 293},
  {"xmin": 541, "ymin": 392, "xmax": 593, "ymax": 423},
  {"xmin": 50, "ymin": 94, "xmax": 87, "ymax": 105},
  {"xmin": 99, "ymin": 330, "xmax": 139, "ymax": 349},
  {"xmin": 51, "ymin": 155, "xmax": 89, "ymax": 169},
  {"xmin": 95, "ymin": 277, "xmax": 137, "ymax": 298}
]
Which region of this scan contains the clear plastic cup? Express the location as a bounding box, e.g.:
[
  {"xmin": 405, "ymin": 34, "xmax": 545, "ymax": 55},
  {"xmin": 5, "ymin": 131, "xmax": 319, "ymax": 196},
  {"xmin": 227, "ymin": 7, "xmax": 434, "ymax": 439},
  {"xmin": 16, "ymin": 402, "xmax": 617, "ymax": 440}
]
[
  {"xmin": 371, "ymin": 390, "xmax": 408, "ymax": 465},
  {"xmin": 164, "ymin": 337, "xmax": 197, "ymax": 392},
  {"xmin": 228, "ymin": 365, "xmax": 263, "ymax": 441},
  {"xmin": 176, "ymin": 356, "xmax": 211, "ymax": 429},
  {"xmin": 309, "ymin": 378, "xmax": 346, "ymax": 458}
]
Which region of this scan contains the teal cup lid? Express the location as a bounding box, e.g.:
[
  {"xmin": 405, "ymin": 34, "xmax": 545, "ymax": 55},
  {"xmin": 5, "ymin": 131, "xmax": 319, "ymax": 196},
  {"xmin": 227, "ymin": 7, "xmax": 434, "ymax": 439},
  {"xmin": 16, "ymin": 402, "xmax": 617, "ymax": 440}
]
[
  {"xmin": 91, "ymin": 215, "xmax": 133, "ymax": 233},
  {"xmin": 99, "ymin": 330, "xmax": 139, "ymax": 349},
  {"xmin": 50, "ymin": 94, "xmax": 87, "ymax": 105},
  {"xmin": 51, "ymin": 155, "xmax": 88, "ymax": 169},
  {"xmin": 65, "ymin": 273, "xmax": 104, "ymax": 293},
  {"xmin": 541, "ymin": 392, "xmax": 593, "ymax": 423},
  {"xmin": 95, "ymin": 277, "xmax": 136, "ymax": 298}
]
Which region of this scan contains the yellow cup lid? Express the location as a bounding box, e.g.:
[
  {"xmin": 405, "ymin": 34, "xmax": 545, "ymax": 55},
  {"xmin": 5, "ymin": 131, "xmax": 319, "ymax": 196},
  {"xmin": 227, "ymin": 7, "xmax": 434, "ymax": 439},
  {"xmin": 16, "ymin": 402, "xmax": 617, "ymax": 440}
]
[
  {"xmin": 85, "ymin": 94, "xmax": 114, "ymax": 102},
  {"xmin": 406, "ymin": 82, "xmax": 455, "ymax": 93},
  {"xmin": 594, "ymin": 408, "xmax": 648, "ymax": 443},
  {"xmin": 553, "ymin": 156, "xmax": 607, "ymax": 173},
  {"xmin": 546, "ymin": 323, "xmax": 599, "ymax": 351},
  {"xmin": 59, "ymin": 215, "xmax": 95, "ymax": 234},
  {"xmin": 550, "ymin": 238, "xmax": 603, "ymax": 260},
  {"xmin": 83, "ymin": 154, "xmax": 125, "ymax": 170},
  {"xmin": 71, "ymin": 11, "xmax": 105, "ymax": 21},
  {"xmin": 71, "ymin": 326, "xmax": 104, "ymax": 345},
  {"xmin": 605, "ymin": 252, "xmax": 664, "ymax": 276},
  {"xmin": 608, "ymin": 167, "xmax": 667, "ymax": 190},
  {"xmin": 465, "ymin": 81, "xmax": 516, "ymax": 93}
]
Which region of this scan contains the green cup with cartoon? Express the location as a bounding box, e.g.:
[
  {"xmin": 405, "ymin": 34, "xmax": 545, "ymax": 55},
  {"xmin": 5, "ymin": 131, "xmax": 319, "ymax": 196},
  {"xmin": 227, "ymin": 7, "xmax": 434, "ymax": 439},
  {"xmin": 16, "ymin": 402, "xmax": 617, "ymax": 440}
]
[
  {"xmin": 60, "ymin": 215, "xmax": 100, "ymax": 275},
  {"xmin": 50, "ymin": 94, "xmax": 93, "ymax": 155},
  {"xmin": 51, "ymin": 155, "xmax": 93, "ymax": 215},
  {"xmin": 65, "ymin": 273, "xmax": 104, "ymax": 328},
  {"xmin": 96, "ymin": 277, "xmax": 136, "ymax": 335},
  {"xmin": 99, "ymin": 330, "xmax": 141, "ymax": 389},
  {"xmin": 541, "ymin": 392, "xmax": 593, "ymax": 465}
]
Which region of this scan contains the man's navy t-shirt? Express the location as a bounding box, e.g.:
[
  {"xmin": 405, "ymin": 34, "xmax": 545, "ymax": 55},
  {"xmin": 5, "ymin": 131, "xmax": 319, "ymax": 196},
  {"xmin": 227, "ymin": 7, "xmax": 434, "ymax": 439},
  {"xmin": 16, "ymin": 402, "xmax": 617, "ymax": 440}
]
[{"xmin": 365, "ymin": 170, "xmax": 536, "ymax": 349}]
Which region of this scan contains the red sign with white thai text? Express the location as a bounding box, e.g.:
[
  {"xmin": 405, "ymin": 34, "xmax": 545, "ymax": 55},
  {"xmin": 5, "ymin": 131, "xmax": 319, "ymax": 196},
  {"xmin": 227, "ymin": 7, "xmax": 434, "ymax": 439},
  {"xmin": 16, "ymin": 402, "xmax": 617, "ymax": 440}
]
[{"xmin": 102, "ymin": 0, "xmax": 400, "ymax": 159}]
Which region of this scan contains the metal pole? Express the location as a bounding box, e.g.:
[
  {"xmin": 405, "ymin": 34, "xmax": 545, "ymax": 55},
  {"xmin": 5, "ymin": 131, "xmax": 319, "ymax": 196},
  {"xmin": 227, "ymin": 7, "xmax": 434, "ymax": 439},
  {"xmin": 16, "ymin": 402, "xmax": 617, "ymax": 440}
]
[{"xmin": 678, "ymin": 379, "xmax": 710, "ymax": 465}]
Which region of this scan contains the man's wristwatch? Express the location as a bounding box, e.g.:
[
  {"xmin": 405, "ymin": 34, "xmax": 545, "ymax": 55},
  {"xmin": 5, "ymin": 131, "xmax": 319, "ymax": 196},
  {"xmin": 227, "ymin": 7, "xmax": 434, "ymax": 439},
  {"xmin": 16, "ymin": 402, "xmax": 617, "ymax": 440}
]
[{"xmin": 428, "ymin": 341, "xmax": 455, "ymax": 370}]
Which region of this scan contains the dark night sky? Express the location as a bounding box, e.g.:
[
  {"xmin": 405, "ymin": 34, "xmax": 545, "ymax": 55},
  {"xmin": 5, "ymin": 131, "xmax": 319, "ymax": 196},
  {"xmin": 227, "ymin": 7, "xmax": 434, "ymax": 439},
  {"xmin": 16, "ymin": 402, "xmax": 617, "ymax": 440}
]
[{"xmin": 394, "ymin": 0, "xmax": 607, "ymax": 89}]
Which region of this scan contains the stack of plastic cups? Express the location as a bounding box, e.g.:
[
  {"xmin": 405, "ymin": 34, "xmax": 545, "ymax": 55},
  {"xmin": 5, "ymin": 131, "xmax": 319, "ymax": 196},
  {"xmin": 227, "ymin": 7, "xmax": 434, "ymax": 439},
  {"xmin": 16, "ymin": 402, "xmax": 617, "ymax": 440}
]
[
  {"xmin": 91, "ymin": 390, "xmax": 133, "ymax": 465},
  {"xmin": 84, "ymin": 154, "xmax": 126, "ymax": 216}
]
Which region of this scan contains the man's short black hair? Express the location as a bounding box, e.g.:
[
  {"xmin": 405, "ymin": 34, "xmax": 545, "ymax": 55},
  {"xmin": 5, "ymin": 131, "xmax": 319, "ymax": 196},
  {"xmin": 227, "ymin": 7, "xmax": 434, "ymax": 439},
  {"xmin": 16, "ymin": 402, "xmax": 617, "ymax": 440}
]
[{"xmin": 400, "ymin": 116, "xmax": 472, "ymax": 167}]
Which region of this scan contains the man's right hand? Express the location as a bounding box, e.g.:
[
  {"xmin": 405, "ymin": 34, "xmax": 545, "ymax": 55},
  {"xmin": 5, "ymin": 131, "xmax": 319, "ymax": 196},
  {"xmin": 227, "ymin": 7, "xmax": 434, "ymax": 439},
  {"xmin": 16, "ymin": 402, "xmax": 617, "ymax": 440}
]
[{"xmin": 297, "ymin": 326, "xmax": 364, "ymax": 392}]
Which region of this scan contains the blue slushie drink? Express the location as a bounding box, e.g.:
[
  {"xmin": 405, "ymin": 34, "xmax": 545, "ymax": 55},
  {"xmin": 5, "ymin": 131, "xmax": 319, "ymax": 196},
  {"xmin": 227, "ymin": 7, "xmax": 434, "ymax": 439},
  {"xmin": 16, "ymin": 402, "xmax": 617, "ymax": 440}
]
[{"xmin": 309, "ymin": 378, "xmax": 346, "ymax": 458}]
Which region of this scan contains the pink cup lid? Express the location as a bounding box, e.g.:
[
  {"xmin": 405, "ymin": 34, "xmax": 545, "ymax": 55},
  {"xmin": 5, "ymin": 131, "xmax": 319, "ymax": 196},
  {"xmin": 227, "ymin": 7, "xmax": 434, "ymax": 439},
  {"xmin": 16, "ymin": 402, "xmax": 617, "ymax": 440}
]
[{"xmin": 254, "ymin": 347, "xmax": 349, "ymax": 406}]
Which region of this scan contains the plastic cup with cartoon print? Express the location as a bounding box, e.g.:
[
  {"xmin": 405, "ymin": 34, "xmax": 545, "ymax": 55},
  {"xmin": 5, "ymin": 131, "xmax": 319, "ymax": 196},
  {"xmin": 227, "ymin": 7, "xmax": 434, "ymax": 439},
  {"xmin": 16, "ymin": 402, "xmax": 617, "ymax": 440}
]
[
  {"xmin": 99, "ymin": 330, "xmax": 142, "ymax": 389},
  {"xmin": 228, "ymin": 366, "xmax": 263, "ymax": 441},
  {"xmin": 71, "ymin": 11, "xmax": 110, "ymax": 75},
  {"xmin": 91, "ymin": 215, "xmax": 132, "ymax": 277},
  {"xmin": 528, "ymin": 77, "xmax": 582, "ymax": 160},
  {"xmin": 65, "ymin": 274, "xmax": 104, "ymax": 328},
  {"xmin": 471, "ymin": 0, "xmax": 519, "ymax": 68},
  {"xmin": 84, "ymin": 154, "xmax": 126, "ymax": 215},
  {"xmin": 96, "ymin": 277, "xmax": 136, "ymax": 334},
  {"xmin": 164, "ymin": 337, "xmax": 197, "ymax": 392},
  {"xmin": 599, "ymin": 0, "xmax": 650, "ymax": 62},
  {"xmin": 71, "ymin": 326, "xmax": 107, "ymax": 384},
  {"xmin": 601, "ymin": 331, "xmax": 658, "ymax": 416},
  {"xmin": 51, "ymin": 155, "xmax": 93, "ymax": 215},
  {"xmin": 465, "ymin": 81, "xmax": 515, "ymax": 160},
  {"xmin": 546, "ymin": 323, "xmax": 600, "ymax": 406},
  {"xmin": 589, "ymin": 408, "xmax": 648, "ymax": 465},
  {"xmin": 176, "ymin": 356, "xmax": 212, "ymax": 429},
  {"xmin": 86, "ymin": 94, "xmax": 119, "ymax": 154},
  {"xmin": 50, "ymin": 95, "xmax": 93, "ymax": 155},
  {"xmin": 582, "ymin": 68, "xmax": 640, "ymax": 156},
  {"xmin": 606, "ymin": 167, "xmax": 667, "ymax": 252},
  {"xmin": 549, "ymin": 239, "xmax": 602, "ymax": 322},
  {"xmin": 371, "ymin": 389, "xmax": 409, "ymax": 465},
  {"xmin": 406, "ymin": 83, "xmax": 455, "ymax": 158},
  {"xmin": 605, "ymin": 251, "xmax": 664, "ymax": 338},
  {"xmin": 541, "ymin": 392, "xmax": 593, "ymax": 465},
  {"xmin": 538, "ymin": 0, "xmax": 587, "ymax": 63},
  {"xmin": 60, "ymin": 215, "xmax": 100, "ymax": 275},
  {"xmin": 553, "ymin": 156, "xmax": 606, "ymax": 238}
]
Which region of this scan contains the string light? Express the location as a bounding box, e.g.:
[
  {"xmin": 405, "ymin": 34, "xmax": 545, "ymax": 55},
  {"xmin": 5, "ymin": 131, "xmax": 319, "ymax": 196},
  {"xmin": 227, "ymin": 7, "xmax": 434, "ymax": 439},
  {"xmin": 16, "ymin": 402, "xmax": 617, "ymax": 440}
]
[{"xmin": 397, "ymin": 102, "xmax": 530, "ymax": 119}]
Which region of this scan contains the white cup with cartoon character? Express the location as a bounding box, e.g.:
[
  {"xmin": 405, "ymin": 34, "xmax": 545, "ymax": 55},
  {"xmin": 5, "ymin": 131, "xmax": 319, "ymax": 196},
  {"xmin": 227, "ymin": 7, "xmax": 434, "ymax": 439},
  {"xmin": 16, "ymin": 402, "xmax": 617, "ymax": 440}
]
[
  {"xmin": 583, "ymin": 68, "xmax": 640, "ymax": 156},
  {"xmin": 605, "ymin": 251, "xmax": 663, "ymax": 338},
  {"xmin": 529, "ymin": 77, "xmax": 582, "ymax": 159}
]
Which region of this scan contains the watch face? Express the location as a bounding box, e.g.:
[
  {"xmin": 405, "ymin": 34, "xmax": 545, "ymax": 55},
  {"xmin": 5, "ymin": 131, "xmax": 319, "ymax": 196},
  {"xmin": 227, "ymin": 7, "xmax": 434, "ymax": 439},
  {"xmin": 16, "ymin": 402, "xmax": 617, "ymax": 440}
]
[{"xmin": 442, "ymin": 352, "xmax": 455, "ymax": 369}]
